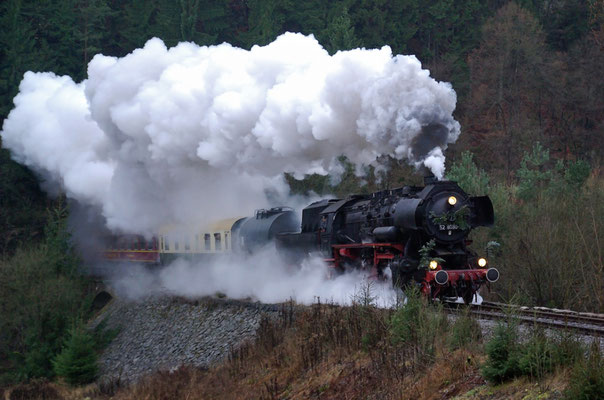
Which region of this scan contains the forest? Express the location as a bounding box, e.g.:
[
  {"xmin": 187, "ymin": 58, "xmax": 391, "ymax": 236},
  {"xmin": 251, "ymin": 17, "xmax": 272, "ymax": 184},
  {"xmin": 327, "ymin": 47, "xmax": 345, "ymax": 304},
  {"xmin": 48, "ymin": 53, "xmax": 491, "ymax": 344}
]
[{"xmin": 0, "ymin": 0, "xmax": 603, "ymax": 389}]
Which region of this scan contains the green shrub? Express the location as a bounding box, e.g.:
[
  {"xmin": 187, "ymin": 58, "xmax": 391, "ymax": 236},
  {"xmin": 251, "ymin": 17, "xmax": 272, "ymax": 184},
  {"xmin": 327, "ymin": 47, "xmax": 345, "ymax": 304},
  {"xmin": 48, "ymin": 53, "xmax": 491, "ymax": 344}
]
[
  {"xmin": 483, "ymin": 321, "xmax": 587, "ymax": 384},
  {"xmin": 481, "ymin": 321, "xmax": 521, "ymax": 383},
  {"xmin": 564, "ymin": 342, "xmax": 604, "ymax": 400},
  {"xmin": 52, "ymin": 325, "xmax": 98, "ymax": 386},
  {"xmin": 562, "ymin": 159, "xmax": 590, "ymax": 189},
  {"xmin": 516, "ymin": 142, "xmax": 552, "ymax": 201},
  {"xmin": 446, "ymin": 151, "xmax": 490, "ymax": 195},
  {"xmin": 551, "ymin": 331, "xmax": 584, "ymax": 366},
  {"xmin": 390, "ymin": 287, "xmax": 448, "ymax": 358},
  {"xmin": 517, "ymin": 330, "xmax": 554, "ymax": 379}
]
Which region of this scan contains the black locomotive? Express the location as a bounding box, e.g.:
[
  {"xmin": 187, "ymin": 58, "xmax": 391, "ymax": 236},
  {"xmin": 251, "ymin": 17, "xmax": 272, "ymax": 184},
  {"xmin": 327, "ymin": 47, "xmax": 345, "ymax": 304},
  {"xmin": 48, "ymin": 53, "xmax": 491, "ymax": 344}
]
[{"xmin": 233, "ymin": 176, "xmax": 499, "ymax": 303}]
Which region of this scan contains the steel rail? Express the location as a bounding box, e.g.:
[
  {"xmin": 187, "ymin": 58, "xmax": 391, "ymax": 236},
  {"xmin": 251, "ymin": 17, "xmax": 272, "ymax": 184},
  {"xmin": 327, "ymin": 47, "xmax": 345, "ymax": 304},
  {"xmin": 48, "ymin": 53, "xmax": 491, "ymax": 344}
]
[{"xmin": 444, "ymin": 300, "xmax": 604, "ymax": 336}]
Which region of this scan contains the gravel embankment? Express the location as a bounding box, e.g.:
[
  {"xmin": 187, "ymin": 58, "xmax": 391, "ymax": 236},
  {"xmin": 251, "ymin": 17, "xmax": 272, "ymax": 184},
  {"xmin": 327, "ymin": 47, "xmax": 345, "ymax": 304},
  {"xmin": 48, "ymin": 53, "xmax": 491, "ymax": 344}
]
[{"xmin": 92, "ymin": 295, "xmax": 282, "ymax": 383}]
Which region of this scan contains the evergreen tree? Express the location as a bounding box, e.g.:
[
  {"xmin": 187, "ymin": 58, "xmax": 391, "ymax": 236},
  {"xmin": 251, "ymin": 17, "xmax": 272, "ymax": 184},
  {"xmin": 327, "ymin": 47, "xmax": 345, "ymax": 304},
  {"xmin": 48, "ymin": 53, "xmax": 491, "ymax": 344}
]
[
  {"xmin": 324, "ymin": 8, "xmax": 360, "ymax": 53},
  {"xmin": 180, "ymin": 0, "xmax": 200, "ymax": 42},
  {"xmin": 118, "ymin": 0, "xmax": 160, "ymax": 53},
  {"xmin": 352, "ymin": 0, "xmax": 419, "ymax": 54},
  {"xmin": 75, "ymin": 0, "xmax": 112, "ymax": 73},
  {"xmin": 155, "ymin": 0, "xmax": 182, "ymax": 47},
  {"xmin": 20, "ymin": 0, "xmax": 81, "ymax": 78},
  {"xmin": 0, "ymin": 142, "xmax": 47, "ymax": 255},
  {"xmin": 239, "ymin": 0, "xmax": 288, "ymax": 48},
  {"xmin": 196, "ymin": 0, "xmax": 231, "ymax": 45},
  {"xmin": 282, "ymin": 0, "xmax": 330, "ymax": 41},
  {"xmin": 0, "ymin": 0, "xmax": 38, "ymax": 119},
  {"xmin": 52, "ymin": 325, "xmax": 98, "ymax": 385}
]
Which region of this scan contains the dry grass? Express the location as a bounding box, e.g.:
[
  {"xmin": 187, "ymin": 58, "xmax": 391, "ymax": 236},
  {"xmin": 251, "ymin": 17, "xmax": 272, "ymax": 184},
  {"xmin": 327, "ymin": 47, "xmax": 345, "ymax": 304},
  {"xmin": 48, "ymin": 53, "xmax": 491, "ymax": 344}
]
[
  {"xmin": 2, "ymin": 297, "xmax": 584, "ymax": 400},
  {"xmin": 103, "ymin": 299, "xmax": 488, "ymax": 400}
]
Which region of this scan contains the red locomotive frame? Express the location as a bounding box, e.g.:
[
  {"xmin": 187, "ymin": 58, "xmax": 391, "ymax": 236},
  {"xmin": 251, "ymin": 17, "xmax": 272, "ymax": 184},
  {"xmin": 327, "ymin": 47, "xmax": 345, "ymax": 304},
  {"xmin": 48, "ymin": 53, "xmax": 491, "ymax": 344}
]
[{"xmin": 324, "ymin": 242, "xmax": 492, "ymax": 300}]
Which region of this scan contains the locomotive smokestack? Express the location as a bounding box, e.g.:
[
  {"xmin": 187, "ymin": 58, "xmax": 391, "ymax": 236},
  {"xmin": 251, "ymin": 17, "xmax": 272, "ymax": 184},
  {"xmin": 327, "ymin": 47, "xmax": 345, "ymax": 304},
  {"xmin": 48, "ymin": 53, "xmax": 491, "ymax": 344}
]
[{"xmin": 424, "ymin": 174, "xmax": 437, "ymax": 185}]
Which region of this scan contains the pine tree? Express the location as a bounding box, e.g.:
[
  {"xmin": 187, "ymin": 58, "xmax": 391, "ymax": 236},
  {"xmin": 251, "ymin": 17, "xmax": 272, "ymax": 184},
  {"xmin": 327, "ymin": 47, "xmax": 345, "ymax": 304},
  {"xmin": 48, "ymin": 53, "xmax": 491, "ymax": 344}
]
[
  {"xmin": 155, "ymin": 0, "xmax": 182, "ymax": 47},
  {"xmin": 20, "ymin": 0, "xmax": 81, "ymax": 78},
  {"xmin": 75, "ymin": 0, "xmax": 112, "ymax": 72},
  {"xmin": 52, "ymin": 324, "xmax": 98, "ymax": 385},
  {"xmin": 323, "ymin": 8, "xmax": 359, "ymax": 54},
  {"xmin": 180, "ymin": 0, "xmax": 200, "ymax": 42},
  {"xmin": 0, "ymin": 0, "xmax": 38, "ymax": 119},
  {"xmin": 118, "ymin": 0, "xmax": 160, "ymax": 53},
  {"xmin": 239, "ymin": 0, "xmax": 288, "ymax": 48}
]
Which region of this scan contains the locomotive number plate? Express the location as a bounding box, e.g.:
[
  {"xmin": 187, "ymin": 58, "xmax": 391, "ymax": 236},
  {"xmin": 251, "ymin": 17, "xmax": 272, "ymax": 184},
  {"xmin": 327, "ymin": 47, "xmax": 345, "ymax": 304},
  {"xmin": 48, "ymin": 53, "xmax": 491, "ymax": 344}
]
[{"xmin": 439, "ymin": 224, "xmax": 459, "ymax": 230}]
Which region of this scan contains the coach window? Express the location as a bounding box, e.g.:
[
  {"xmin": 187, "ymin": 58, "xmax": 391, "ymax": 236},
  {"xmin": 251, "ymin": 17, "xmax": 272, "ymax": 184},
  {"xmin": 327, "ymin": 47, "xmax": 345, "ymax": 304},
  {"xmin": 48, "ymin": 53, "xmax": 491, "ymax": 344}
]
[
  {"xmin": 214, "ymin": 233, "xmax": 222, "ymax": 251},
  {"xmin": 184, "ymin": 235, "xmax": 190, "ymax": 251},
  {"xmin": 204, "ymin": 234, "xmax": 211, "ymax": 250},
  {"xmin": 224, "ymin": 232, "xmax": 229, "ymax": 250},
  {"xmin": 164, "ymin": 237, "xmax": 169, "ymax": 251},
  {"xmin": 195, "ymin": 234, "xmax": 200, "ymax": 251},
  {"xmin": 174, "ymin": 238, "xmax": 179, "ymax": 251}
]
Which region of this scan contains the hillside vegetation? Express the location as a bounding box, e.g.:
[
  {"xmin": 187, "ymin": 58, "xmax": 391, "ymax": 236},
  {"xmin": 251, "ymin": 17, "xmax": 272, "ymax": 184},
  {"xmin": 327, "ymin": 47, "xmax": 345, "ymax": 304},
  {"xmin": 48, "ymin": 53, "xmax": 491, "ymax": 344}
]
[{"xmin": 6, "ymin": 292, "xmax": 603, "ymax": 399}]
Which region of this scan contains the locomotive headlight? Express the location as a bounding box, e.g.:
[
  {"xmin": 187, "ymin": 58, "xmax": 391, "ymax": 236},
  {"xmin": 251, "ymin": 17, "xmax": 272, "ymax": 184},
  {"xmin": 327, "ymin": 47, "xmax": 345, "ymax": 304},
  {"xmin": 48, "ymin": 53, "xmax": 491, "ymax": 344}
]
[
  {"xmin": 478, "ymin": 257, "xmax": 487, "ymax": 267},
  {"xmin": 448, "ymin": 196, "xmax": 457, "ymax": 206},
  {"xmin": 429, "ymin": 260, "xmax": 438, "ymax": 270}
]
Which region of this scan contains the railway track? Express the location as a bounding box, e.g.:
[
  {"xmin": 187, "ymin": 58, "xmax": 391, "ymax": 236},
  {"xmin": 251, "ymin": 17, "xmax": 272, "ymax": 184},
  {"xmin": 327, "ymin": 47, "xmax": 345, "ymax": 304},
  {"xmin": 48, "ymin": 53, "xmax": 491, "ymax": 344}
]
[{"xmin": 445, "ymin": 300, "xmax": 604, "ymax": 336}]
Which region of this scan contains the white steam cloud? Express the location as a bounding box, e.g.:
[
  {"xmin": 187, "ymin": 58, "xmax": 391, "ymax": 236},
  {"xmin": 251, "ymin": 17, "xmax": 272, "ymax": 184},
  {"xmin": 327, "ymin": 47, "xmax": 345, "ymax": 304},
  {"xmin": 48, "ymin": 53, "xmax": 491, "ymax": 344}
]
[
  {"xmin": 1, "ymin": 33, "xmax": 460, "ymax": 234},
  {"xmin": 106, "ymin": 247, "xmax": 399, "ymax": 307}
]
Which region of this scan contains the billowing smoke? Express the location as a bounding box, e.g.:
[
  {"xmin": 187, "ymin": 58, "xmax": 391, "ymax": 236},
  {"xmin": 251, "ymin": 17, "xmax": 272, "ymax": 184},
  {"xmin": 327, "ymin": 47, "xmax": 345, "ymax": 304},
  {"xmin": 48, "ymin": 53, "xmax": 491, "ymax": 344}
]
[
  {"xmin": 107, "ymin": 246, "xmax": 400, "ymax": 307},
  {"xmin": 1, "ymin": 33, "xmax": 460, "ymax": 234}
]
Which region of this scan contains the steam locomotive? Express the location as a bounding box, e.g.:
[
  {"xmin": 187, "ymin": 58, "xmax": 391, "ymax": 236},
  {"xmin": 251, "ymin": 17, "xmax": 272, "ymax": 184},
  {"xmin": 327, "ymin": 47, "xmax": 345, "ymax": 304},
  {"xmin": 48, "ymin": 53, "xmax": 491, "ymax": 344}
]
[{"xmin": 103, "ymin": 177, "xmax": 498, "ymax": 303}]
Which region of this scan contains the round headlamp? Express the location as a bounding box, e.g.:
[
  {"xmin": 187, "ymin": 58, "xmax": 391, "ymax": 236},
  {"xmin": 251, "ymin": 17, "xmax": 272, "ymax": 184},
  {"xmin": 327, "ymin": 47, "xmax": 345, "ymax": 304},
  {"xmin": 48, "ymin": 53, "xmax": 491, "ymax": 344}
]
[
  {"xmin": 478, "ymin": 257, "xmax": 487, "ymax": 267},
  {"xmin": 429, "ymin": 260, "xmax": 438, "ymax": 270},
  {"xmin": 448, "ymin": 196, "xmax": 457, "ymax": 206}
]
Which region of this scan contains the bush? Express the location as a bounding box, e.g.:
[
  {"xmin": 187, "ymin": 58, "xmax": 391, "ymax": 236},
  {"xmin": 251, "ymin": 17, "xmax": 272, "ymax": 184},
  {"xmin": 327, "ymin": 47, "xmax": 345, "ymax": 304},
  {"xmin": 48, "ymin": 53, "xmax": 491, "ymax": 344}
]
[
  {"xmin": 481, "ymin": 321, "xmax": 521, "ymax": 383},
  {"xmin": 564, "ymin": 342, "xmax": 604, "ymax": 400},
  {"xmin": 483, "ymin": 319, "xmax": 587, "ymax": 384},
  {"xmin": 517, "ymin": 330, "xmax": 555, "ymax": 379},
  {"xmin": 52, "ymin": 325, "xmax": 98, "ymax": 386},
  {"xmin": 390, "ymin": 287, "xmax": 448, "ymax": 358}
]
